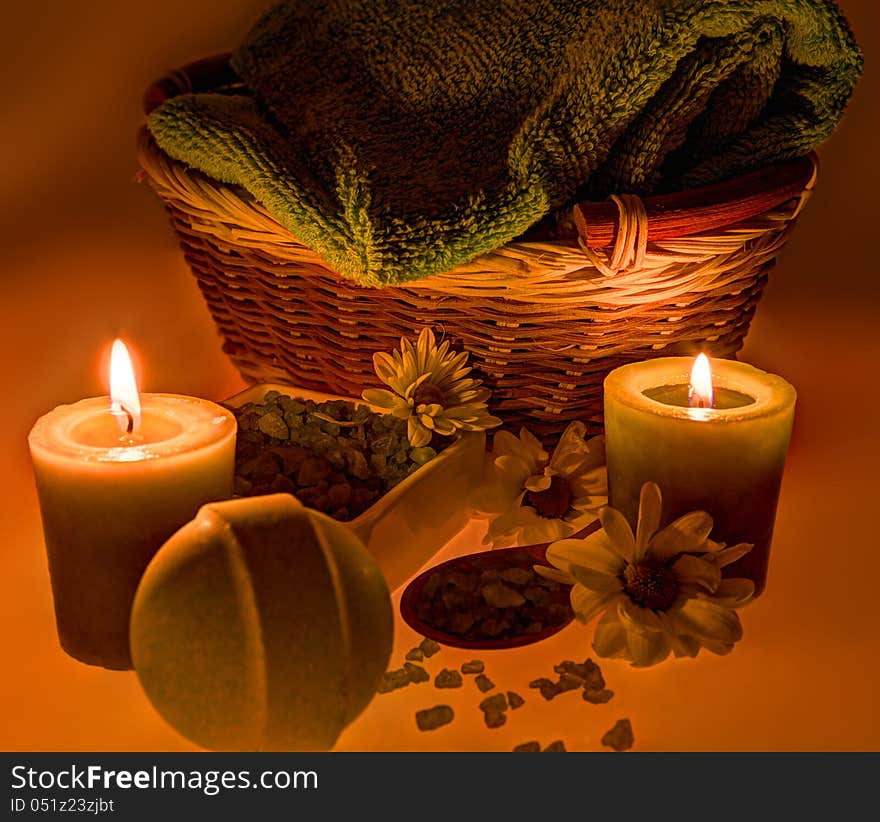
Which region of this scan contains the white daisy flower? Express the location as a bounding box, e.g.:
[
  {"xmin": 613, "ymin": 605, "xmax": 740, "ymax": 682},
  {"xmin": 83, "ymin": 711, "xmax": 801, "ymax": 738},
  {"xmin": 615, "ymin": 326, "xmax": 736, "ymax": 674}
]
[
  {"xmin": 362, "ymin": 328, "xmax": 501, "ymax": 447},
  {"xmin": 537, "ymin": 482, "xmax": 754, "ymax": 667},
  {"xmin": 472, "ymin": 422, "xmax": 607, "ymax": 548}
]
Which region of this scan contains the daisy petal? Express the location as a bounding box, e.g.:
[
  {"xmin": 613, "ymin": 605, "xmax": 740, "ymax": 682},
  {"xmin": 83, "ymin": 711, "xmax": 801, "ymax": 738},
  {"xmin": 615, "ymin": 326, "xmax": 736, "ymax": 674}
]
[
  {"xmin": 556, "ymin": 427, "xmax": 606, "ymax": 477},
  {"xmin": 570, "ymin": 564, "xmax": 623, "ymax": 593},
  {"xmin": 699, "ymin": 637, "xmax": 736, "ymax": 656},
  {"xmin": 565, "ymin": 497, "xmax": 608, "ymax": 526},
  {"xmin": 635, "ymin": 482, "xmax": 662, "ymax": 555},
  {"xmin": 404, "ymin": 372, "xmax": 432, "ymax": 398},
  {"xmin": 625, "ymin": 627, "xmax": 671, "ymax": 668},
  {"xmin": 713, "ymin": 543, "xmax": 754, "ymax": 568},
  {"xmin": 484, "ymin": 508, "xmax": 524, "ymax": 545},
  {"xmin": 557, "ymin": 437, "xmax": 606, "ymax": 481},
  {"xmin": 570, "ymin": 585, "xmax": 616, "ymax": 624},
  {"xmin": 672, "ymin": 598, "xmax": 743, "ymax": 644},
  {"xmin": 668, "ymin": 632, "xmax": 702, "ymax": 658},
  {"xmin": 599, "ymin": 506, "xmax": 638, "ymax": 563},
  {"xmin": 407, "ymin": 416, "xmax": 431, "ymax": 447},
  {"xmin": 671, "ymin": 554, "xmax": 721, "ymax": 592},
  {"xmin": 707, "ymin": 578, "xmax": 755, "ymax": 608},
  {"xmin": 457, "ymin": 413, "xmax": 501, "ymax": 431},
  {"xmin": 618, "ymin": 596, "xmax": 664, "ymax": 632},
  {"xmin": 493, "ymin": 455, "xmax": 533, "ymax": 484},
  {"xmin": 470, "ymin": 473, "xmax": 524, "ymax": 515},
  {"xmin": 568, "ymin": 495, "xmax": 607, "ymax": 520},
  {"xmin": 592, "ymin": 609, "xmax": 629, "ymax": 659},
  {"xmin": 523, "ymin": 474, "xmax": 552, "ymax": 493},
  {"xmin": 568, "ymin": 469, "xmax": 609, "ymax": 500},
  {"xmin": 546, "ymin": 533, "xmax": 622, "ymax": 576},
  {"xmin": 521, "ymin": 518, "xmax": 569, "ymax": 545},
  {"xmin": 361, "ymin": 388, "xmax": 399, "ymax": 409},
  {"xmin": 417, "ymin": 327, "xmax": 434, "ymax": 364},
  {"xmin": 490, "ymin": 430, "xmax": 522, "ymax": 458},
  {"xmin": 649, "ymin": 511, "xmax": 715, "ymax": 561},
  {"xmin": 519, "ymin": 428, "xmax": 547, "ymax": 462},
  {"xmin": 549, "ymin": 421, "xmax": 589, "ymax": 473},
  {"xmin": 432, "ymin": 417, "xmax": 458, "ymax": 437},
  {"xmin": 441, "ymin": 404, "xmax": 488, "ymax": 421},
  {"xmin": 372, "ymin": 352, "xmax": 400, "ymax": 386}
]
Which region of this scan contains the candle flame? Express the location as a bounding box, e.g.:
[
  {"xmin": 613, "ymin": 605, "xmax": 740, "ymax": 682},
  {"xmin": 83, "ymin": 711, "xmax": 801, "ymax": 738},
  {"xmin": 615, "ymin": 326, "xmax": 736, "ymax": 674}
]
[
  {"xmin": 110, "ymin": 339, "xmax": 141, "ymax": 433},
  {"xmin": 688, "ymin": 353, "xmax": 714, "ymax": 409}
]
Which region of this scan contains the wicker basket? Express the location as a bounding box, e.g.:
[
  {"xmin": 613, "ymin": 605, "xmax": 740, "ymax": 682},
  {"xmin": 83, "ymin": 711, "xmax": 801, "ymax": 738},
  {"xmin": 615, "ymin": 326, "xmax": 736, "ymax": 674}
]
[{"xmin": 138, "ymin": 54, "xmax": 817, "ymax": 439}]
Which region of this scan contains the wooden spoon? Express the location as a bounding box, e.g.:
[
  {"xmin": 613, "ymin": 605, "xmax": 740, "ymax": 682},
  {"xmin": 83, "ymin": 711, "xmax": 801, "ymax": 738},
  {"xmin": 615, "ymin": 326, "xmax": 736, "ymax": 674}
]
[{"xmin": 399, "ymin": 520, "xmax": 600, "ymax": 650}]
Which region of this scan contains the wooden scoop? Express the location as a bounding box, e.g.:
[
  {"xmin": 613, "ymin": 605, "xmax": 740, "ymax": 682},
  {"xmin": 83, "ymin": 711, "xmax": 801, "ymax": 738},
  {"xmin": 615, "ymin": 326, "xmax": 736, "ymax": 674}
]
[{"xmin": 399, "ymin": 521, "xmax": 600, "ymax": 650}]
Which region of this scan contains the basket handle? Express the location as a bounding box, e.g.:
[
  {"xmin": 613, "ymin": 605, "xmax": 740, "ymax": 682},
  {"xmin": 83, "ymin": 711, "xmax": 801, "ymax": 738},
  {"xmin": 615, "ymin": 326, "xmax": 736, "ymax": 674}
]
[
  {"xmin": 143, "ymin": 52, "xmax": 239, "ymax": 115},
  {"xmin": 538, "ymin": 153, "xmax": 819, "ymax": 258}
]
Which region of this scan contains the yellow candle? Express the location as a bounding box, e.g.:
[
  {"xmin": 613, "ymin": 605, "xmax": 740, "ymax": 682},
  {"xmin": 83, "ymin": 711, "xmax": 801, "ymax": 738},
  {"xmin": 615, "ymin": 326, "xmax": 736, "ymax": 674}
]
[
  {"xmin": 28, "ymin": 341, "xmax": 236, "ymax": 669},
  {"xmin": 604, "ymin": 356, "xmax": 795, "ymax": 596}
]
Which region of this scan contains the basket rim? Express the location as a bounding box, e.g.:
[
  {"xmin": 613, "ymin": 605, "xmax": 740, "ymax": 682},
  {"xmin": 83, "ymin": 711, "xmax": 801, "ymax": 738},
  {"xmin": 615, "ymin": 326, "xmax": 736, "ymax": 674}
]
[{"xmin": 141, "ymin": 52, "xmax": 818, "ymax": 250}]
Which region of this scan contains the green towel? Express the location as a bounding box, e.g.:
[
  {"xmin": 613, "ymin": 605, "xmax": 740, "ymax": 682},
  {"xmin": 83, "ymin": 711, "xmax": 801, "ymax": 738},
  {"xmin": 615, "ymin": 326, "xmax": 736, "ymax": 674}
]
[{"xmin": 149, "ymin": 0, "xmax": 861, "ymax": 287}]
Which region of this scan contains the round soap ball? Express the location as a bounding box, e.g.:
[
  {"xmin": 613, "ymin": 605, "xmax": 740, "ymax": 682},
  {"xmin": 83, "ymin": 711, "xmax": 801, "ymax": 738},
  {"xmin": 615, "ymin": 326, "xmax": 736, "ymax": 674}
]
[{"xmin": 130, "ymin": 493, "xmax": 394, "ymax": 751}]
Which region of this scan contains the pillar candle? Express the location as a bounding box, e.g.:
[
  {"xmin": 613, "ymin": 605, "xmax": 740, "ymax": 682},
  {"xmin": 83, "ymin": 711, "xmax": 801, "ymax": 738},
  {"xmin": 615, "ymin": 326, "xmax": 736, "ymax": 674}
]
[
  {"xmin": 604, "ymin": 356, "xmax": 795, "ymax": 596},
  {"xmin": 28, "ymin": 341, "xmax": 236, "ymax": 669}
]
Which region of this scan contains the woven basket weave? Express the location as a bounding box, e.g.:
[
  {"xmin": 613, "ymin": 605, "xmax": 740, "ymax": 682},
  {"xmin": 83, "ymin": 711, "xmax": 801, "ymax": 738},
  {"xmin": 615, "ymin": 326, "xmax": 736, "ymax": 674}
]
[{"xmin": 139, "ymin": 54, "xmax": 817, "ymax": 439}]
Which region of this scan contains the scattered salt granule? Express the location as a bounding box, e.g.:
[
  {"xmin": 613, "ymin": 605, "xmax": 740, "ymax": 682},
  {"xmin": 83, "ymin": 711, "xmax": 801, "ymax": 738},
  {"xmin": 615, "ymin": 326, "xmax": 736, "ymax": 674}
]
[
  {"xmin": 479, "ymin": 693, "xmax": 508, "ymax": 714},
  {"xmin": 513, "ymin": 742, "xmax": 541, "ymax": 752},
  {"xmin": 416, "ymin": 705, "xmax": 454, "ymax": 731},
  {"xmin": 556, "ymin": 673, "xmax": 582, "ymax": 693},
  {"xmin": 377, "ymin": 668, "xmax": 409, "ymax": 694},
  {"xmin": 484, "ymin": 711, "xmax": 506, "ymax": 729},
  {"xmin": 474, "ymin": 674, "xmax": 495, "ymax": 693},
  {"xmin": 543, "ymin": 740, "xmax": 567, "ymax": 752},
  {"xmin": 554, "ymin": 658, "xmax": 605, "ymax": 690},
  {"xmin": 460, "ymin": 660, "xmax": 485, "ymax": 675},
  {"xmin": 404, "ymin": 662, "xmax": 430, "ymax": 684},
  {"xmin": 583, "ymin": 688, "xmax": 614, "ymax": 704},
  {"xmin": 581, "ymin": 659, "xmax": 606, "ymax": 690},
  {"xmin": 507, "ymin": 691, "xmax": 525, "ymax": 710},
  {"xmin": 601, "ymin": 719, "xmax": 634, "ymax": 751},
  {"xmin": 529, "ymin": 677, "xmax": 560, "ymax": 701},
  {"xmin": 479, "ymin": 692, "xmax": 508, "ymax": 728},
  {"xmin": 419, "ymin": 637, "xmax": 442, "ymax": 658},
  {"xmin": 434, "ymin": 668, "xmax": 463, "ymax": 689}
]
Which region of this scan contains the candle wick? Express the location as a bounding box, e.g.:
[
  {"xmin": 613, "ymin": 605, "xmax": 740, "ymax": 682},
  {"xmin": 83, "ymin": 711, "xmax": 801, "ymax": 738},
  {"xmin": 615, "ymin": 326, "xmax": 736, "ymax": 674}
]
[
  {"xmin": 688, "ymin": 387, "xmax": 713, "ymax": 409},
  {"xmin": 111, "ymin": 401, "xmax": 136, "ymax": 434}
]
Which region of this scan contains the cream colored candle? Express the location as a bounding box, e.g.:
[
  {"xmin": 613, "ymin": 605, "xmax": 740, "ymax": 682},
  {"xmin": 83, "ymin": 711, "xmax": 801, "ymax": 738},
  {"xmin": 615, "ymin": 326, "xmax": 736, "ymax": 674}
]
[
  {"xmin": 28, "ymin": 341, "xmax": 236, "ymax": 669},
  {"xmin": 604, "ymin": 356, "xmax": 795, "ymax": 596}
]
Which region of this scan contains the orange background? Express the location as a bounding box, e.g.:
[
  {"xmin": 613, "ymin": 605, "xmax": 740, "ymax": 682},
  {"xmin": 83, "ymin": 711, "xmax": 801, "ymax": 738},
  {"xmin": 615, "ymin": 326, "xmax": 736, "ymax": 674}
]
[{"xmin": 1, "ymin": 1, "xmax": 878, "ymax": 751}]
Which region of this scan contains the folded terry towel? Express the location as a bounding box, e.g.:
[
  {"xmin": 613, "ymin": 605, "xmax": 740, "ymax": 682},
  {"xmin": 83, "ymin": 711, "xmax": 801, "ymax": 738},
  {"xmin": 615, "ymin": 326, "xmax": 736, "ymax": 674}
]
[{"xmin": 149, "ymin": 0, "xmax": 861, "ymax": 287}]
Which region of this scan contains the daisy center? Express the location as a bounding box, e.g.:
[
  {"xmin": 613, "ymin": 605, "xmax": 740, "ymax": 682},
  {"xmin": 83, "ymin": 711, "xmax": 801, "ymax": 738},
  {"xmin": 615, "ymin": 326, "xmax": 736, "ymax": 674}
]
[
  {"xmin": 525, "ymin": 475, "xmax": 573, "ymax": 519},
  {"xmin": 623, "ymin": 558, "xmax": 679, "ymax": 611},
  {"xmin": 412, "ymin": 382, "xmax": 446, "ymax": 408}
]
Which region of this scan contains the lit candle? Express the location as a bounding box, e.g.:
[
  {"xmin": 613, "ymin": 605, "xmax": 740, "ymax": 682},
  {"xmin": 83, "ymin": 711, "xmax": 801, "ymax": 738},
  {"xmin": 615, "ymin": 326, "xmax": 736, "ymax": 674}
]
[
  {"xmin": 28, "ymin": 340, "xmax": 237, "ymax": 669},
  {"xmin": 604, "ymin": 355, "xmax": 796, "ymax": 595}
]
